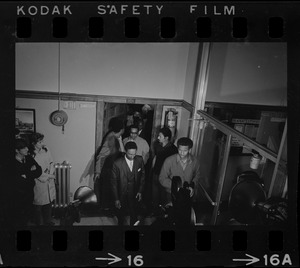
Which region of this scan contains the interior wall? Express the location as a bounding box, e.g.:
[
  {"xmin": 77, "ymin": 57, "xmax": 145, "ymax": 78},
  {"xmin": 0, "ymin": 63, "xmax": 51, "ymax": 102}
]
[
  {"xmin": 16, "ymin": 98, "xmax": 96, "ymax": 198},
  {"xmin": 206, "ymin": 43, "xmax": 287, "ymax": 106},
  {"xmin": 16, "ymin": 43, "xmax": 195, "ymax": 100},
  {"xmin": 183, "ymin": 43, "xmax": 201, "ymax": 104},
  {"xmin": 177, "ymin": 107, "xmax": 192, "ymax": 139}
]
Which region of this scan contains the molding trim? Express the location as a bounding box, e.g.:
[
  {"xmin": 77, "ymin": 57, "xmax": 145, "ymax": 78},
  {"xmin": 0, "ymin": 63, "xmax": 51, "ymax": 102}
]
[
  {"xmin": 16, "ymin": 90, "xmax": 189, "ymax": 107},
  {"xmin": 182, "ymin": 100, "xmax": 194, "ymax": 112}
]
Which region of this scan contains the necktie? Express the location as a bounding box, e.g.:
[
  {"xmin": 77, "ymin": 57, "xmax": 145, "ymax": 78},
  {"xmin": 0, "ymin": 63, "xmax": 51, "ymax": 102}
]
[{"xmin": 129, "ymin": 160, "xmax": 133, "ymax": 171}]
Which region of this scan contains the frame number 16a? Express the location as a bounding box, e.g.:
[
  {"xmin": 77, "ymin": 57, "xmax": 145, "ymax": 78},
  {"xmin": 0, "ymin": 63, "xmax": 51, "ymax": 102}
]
[{"xmin": 264, "ymin": 254, "xmax": 292, "ymax": 266}]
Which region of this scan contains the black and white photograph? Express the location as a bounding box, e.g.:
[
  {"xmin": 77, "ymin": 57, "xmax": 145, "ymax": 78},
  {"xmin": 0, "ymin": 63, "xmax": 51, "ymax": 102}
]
[
  {"xmin": 0, "ymin": 2, "xmax": 299, "ymax": 267},
  {"xmin": 15, "ymin": 108, "xmax": 36, "ymax": 134},
  {"xmin": 13, "ymin": 42, "xmax": 288, "ymax": 227}
]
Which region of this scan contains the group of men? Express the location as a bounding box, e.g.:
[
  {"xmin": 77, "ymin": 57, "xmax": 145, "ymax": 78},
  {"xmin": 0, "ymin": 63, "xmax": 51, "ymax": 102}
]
[{"xmin": 100, "ymin": 121, "xmax": 201, "ymax": 226}]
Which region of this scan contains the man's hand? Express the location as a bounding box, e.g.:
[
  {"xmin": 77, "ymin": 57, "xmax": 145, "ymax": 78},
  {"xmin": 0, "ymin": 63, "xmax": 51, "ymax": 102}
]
[
  {"xmin": 136, "ymin": 192, "xmax": 142, "ymax": 202},
  {"xmin": 118, "ymin": 136, "xmax": 125, "ymax": 152},
  {"xmin": 31, "ymin": 165, "xmax": 37, "ymax": 171},
  {"xmin": 188, "ymin": 187, "xmax": 194, "ymax": 197},
  {"xmin": 115, "ymin": 200, "xmax": 121, "ymax": 209}
]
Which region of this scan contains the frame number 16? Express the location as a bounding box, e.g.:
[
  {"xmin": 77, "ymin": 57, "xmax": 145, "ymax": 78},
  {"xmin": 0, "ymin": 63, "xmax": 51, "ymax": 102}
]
[{"xmin": 127, "ymin": 255, "xmax": 144, "ymax": 266}]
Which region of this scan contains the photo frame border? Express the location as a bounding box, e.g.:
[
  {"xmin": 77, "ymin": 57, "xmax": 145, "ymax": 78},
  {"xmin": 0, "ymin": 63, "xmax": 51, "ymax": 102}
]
[{"xmin": 15, "ymin": 108, "xmax": 36, "ymax": 134}]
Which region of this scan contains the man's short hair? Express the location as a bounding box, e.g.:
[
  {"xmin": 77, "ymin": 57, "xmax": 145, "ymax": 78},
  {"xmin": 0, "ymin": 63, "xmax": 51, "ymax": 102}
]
[
  {"xmin": 177, "ymin": 137, "xmax": 193, "ymax": 149},
  {"xmin": 109, "ymin": 117, "xmax": 124, "ymax": 133},
  {"xmin": 159, "ymin": 127, "xmax": 172, "ymax": 140},
  {"xmin": 16, "ymin": 138, "xmax": 28, "ymax": 150},
  {"xmin": 130, "ymin": 124, "xmax": 139, "ymax": 131},
  {"xmin": 125, "ymin": 141, "xmax": 137, "ymax": 151}
]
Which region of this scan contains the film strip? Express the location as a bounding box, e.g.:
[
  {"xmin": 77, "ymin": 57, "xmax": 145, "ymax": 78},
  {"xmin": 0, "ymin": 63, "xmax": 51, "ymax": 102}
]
[{"xmin": 0, "ymin": 1, "xmax": 299, "ymax": 267}]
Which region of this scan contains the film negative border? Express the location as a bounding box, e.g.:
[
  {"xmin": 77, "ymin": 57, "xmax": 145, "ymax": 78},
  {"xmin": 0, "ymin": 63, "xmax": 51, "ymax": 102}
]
[
  {"xmin": 15, "ymin": 14, "xmax": 285, "ymax": 40},
  {"xmin": 0, "ymin": 227, "xmax": 297, "ymax": 266},
  {"xmin": 5, "ymin": 2, "xmax": 296, "ymax": 42},
  {"xmin": 0, "ymin": 1, "xmax": 299, "ymax": 267}
]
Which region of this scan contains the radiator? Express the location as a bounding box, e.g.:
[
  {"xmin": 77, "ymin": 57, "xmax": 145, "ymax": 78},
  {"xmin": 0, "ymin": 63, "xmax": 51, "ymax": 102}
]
[{"xmin": 53, "ymin": 162, "xmax": 71, "ymax": 208}]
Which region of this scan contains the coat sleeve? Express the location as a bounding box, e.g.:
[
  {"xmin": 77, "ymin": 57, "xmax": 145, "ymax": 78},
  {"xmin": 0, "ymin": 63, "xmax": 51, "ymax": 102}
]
[
  {"xmin": 95, "ymin": 142, "xmax": 111, "ymax": 173},
  {"xmin": 142, "ymin": 141, "xmax": 150, "ymax": 165},
  {"xmin": 111, "ymin": 162, "xmax": 120, "ymax": 201},
  {"xmin": 47, "ymin": 149, "xmax": 55, "ymax": 175},
  {"xmin": 159, "ymin": 157, "xmax": 172, "ymax": 193},
  {"xmin": 95, "ymin": 134, "xmax": 114, "ymax": 174},
  {"xmin": 36, "ymin": 173, "xmax": 49, "ymax": 183},
  {"xmin": 24, "ymin": 156, "xmax": 42, "ymax": 189},
  {"xmin": 27, "ymin": 156, "xmax": 42, "ymax": 180},
  {"xmin": 138, "ymin": 157, "xmax": 145, "ymax": 193},
  {"xmin": 36, "ymin": 150, "xmax": 54, "ymax": 183}
]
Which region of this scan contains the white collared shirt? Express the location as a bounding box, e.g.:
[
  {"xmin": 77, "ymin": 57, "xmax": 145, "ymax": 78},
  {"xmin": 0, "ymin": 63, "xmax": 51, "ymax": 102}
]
[{"xmin": 125, "ymin": 156, "xmax": 134, "ymax": 172}]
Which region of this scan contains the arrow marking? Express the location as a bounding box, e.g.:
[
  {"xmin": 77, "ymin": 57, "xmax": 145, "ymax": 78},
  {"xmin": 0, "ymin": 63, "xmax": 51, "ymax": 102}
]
[
  {"xmin": 233, "ymin": 254, "xmax": 260, "ymax": 266},
  {"xmin": 95, "ymin": 253, "xmax": 122, "ymax": 265}
]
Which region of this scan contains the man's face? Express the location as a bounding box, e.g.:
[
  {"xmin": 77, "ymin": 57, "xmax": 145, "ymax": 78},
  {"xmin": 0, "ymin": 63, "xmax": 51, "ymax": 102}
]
[
  {"xmin": 178, "ymin": 145, "xmax": 190, "ymax": 160},
  {"xmin": 126, "ymin": 148, "xmax": 137, "ymax": 161},
  {"xmin": 115, "ymin": 128, "xmax": 124, "ymax": 138},
  {"xmin": 138, "ymin": 122, "xmax": 143, "ymax": 131},
  {"xmin": 127, "ymin": 115, "xmax": 133, "ymax": 125},
  {"xmin": 158, "ymin": 132, "xmax": 167, "ymax": 145},
  {"xmin": 130, "ymin": 127, "xmax": 138, "ymax": 140},
  {"xmin": 17, "ymin": 146, "xmax": 29, "ymax": 157},
  {"xmin": 134, "ymin": 111, "xmax": 141, "ymax": 119}
]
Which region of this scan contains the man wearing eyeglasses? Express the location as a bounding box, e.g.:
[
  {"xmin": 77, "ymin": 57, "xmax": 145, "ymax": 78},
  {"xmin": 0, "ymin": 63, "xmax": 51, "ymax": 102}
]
[{"xmin": 123, "ymin": 124, "xmax": 149, "ymax": 165}]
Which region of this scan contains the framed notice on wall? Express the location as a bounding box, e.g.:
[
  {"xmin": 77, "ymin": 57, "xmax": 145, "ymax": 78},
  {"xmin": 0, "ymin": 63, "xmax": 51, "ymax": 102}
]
[
  {"xmin": 15, "ymin": 108, "xmax": 36, "ymax": 135},
  {"xmin": 161, "ymin": 106, "xmax": 182, "ymax": 142},
  {"xmin": 161, "ymin": 106, "xmax": 181, "ymax": 129}
]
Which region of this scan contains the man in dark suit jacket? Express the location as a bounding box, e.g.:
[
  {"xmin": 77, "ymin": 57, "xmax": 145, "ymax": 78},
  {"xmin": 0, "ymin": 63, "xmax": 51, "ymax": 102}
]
[{"xmin": 111, "ymin": 141, "xmax": 145, "ymax": 226}]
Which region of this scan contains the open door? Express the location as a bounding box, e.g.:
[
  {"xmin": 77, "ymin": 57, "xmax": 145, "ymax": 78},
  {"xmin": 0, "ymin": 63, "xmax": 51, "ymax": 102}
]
[{"xmin": 98, "ymin": 102, "xmax": 156, "ymax": 147}]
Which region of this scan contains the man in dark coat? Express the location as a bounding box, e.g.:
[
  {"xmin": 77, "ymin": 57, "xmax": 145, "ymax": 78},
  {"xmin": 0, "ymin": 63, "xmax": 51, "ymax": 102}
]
[
  {"xmin": 15, "ymin": 139, "xmax": 42, "ymax": 226},
  {"xmin": 152, "ymin": 127, "xmax": 178, "ymax": 208},
  {"xmin": 111, "ymin": 141, "xmax": 145, "ymax": 226}
]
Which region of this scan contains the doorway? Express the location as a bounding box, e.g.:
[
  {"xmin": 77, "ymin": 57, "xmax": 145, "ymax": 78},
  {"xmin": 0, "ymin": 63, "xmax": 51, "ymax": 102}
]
[
  {"xmin": 101, "ymin": 102, "xmax": 156, "ymax": 211},
  {"xmin": 102, "ymin": 102, "xmax": 155, "ymax": 147}
]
